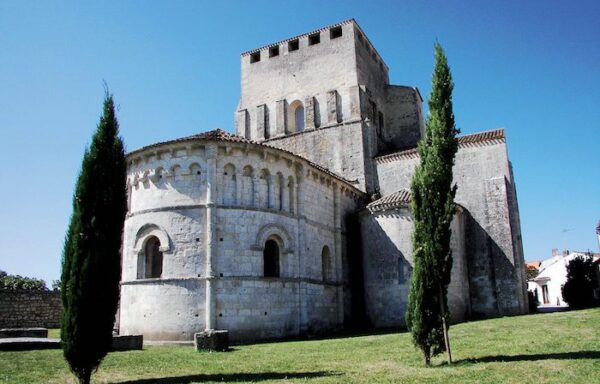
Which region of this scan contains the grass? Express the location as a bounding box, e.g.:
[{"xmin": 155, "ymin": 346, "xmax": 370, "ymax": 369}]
[
  {"xmin": 48, "ymin": 328, "xmax": 61, "ymax": 339},
  {"xmin": 2, "ymin": 308, "xmax": 599, "ymax": 383}
]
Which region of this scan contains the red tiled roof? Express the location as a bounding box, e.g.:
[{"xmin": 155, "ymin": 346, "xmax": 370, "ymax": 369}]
[
  {"xmin": 181, "ymin": 128, "xmax": 256, "ymax": 143},
  {"xmin": 376, "ymin": 128, "xmax": 506, "ymax": 163},
  {"xmin": 526, "ymin": 261, "xmax": 541, "ymax": 269}
]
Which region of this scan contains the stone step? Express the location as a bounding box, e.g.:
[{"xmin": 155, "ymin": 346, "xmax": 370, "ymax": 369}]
[
  {"xmin": 0, "ymin": 337, "xmax": 60, "ymax": 351},
  {"xmin": 0, "ymin": 328, "xmax": 48, "ymax": 338}
]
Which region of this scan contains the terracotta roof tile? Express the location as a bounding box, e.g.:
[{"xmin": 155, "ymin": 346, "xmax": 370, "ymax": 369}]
[
  {"xmin": 127, "ymin": 129, "xmax": 363, "ymax": 195},
  {"xmin": 181, "ymin": 128, "xmax": 256, "ymax": 143},
  {"xmin": 526, "ymin": 261, "xmax": 541, "ymax": 269},
  {"xmin": 366, "ymin": 189, "xmax": 411, "ymax": 212},
  {"xmin": 376, "ymin": 128, "xmax": 506, "ymax": 163}
]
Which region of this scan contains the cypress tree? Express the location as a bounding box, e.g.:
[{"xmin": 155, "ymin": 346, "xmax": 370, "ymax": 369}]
[
  {"xmin": 61, "ymin": 92, "xmax": 126, "ymax": 384},
  {"xmin": 406, "ymin": 43, "xmax": 459, "ymax": 365}
]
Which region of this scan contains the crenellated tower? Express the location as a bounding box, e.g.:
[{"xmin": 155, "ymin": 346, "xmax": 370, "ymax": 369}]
[{"xmin": 236, "ymin": 19, "xmax": 425, "ymax": 194}]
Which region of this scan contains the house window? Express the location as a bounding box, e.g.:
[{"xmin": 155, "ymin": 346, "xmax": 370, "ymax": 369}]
[
  {"xmin": 288, "ymin": 39, "xmax": 299, "ymax": 52},
  {"xmin": 250, "ymin": 52, "xmax": 261, "ymax": 63},
  {"xmin": 269, "ymin": 46, "xmax": 279, "ymax": 57},
  {"xmin": 144, "ymin": 236, "xmax": 163, "ymax": 278},
  {"xmin": 330, "ymin": 26, "xmax": 342, "ymax": 39},
  {"xmin": 542, "ymin": 285, "xmax": 549, "ymax": 304},
  {"xmin": 264, "ymin": 239, "xmax": 280, "ymax": 277},
  {"xmin": 308, "ymin": 32, "xmax": 320, "ymax": 46}
]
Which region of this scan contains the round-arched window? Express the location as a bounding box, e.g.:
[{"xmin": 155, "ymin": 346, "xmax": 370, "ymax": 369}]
[
  {"xmin": 288, "ymin": 100, "xmax": 305, "ymax": 133},
  {"xmin": 264, "ymin": 239, "xmax": 280, "ymax": 277},
  {"xmin": 144, "ymin": 236, "xmax": 163, "ymax": 278},
  {"xmin": 295, "ymin": 105, "xmax": 305, "ymax": 131}
]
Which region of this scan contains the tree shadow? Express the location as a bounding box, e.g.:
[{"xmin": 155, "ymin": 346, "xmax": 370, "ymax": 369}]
[
  {"xmin": 114, "ymin": 371, "xmax": 339, "ymax": 384},
  {"xmin": 456, "ymin": 350, "xmax": 600, "ymax": 364}
]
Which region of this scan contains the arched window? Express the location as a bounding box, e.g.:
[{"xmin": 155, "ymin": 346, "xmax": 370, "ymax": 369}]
[
  {"xmin": 145, "ymin": 236, "xmax": 163, "ymax": 278},
  {"xmin": 295, "ymin": 105, "xmax": 304, "ymax": 131},
  {"xmin": 264, "ymin": 239, "xmax": 280, "ymax": 277},
  {"xmin": 288, "ymin": 100, "xmax": 304, "ymax": 133},
  {"xmin": 321, "ymin": 246, "xmax": 332, "ymax": 282},
  {"xmin": 258, "ymin": 169, "xmax": 271, "ymax": 209},
  {"xmin": 288, "ymin": 176, "xmax": 295, "ymax": 214},
  {"xmin": 223, "ymin": 163, "xmax": 237, "ymax": 205},
  {"xmin": 277, "ymin": 173, "xmax": 284, "ymax": 211},
  {"xmin": 242, "ymin": 165, "xmax": 254, "ymax": 206}
]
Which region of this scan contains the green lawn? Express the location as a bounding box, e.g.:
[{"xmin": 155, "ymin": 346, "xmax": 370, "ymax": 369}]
[{"xmin": 2, "ymin": 308, "xmax": 599, "ymax": 384}]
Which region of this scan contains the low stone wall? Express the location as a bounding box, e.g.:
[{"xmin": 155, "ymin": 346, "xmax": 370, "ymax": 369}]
[{"xmin": 0, "ymin": 290, "xmax": 62, "ymax": 328}]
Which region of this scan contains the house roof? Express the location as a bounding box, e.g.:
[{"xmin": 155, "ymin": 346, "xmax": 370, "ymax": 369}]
[
  {"xmin": 127, "ymin": 129, "xmax": 364, "ymax": 195},
  {"xmin": 365, "ymin": 188, "xmax": 468, "ymax": 214},
  {"xmin": 366, "ymin": 189, "xmax": 411, "ymax": 212},
  {"xmin": 376, "ymin": 128, "xmax": 506, "ymax": 164},
  {"xmin": 526, "ymin": 261, "xmax": 542, "ymax": 270}
]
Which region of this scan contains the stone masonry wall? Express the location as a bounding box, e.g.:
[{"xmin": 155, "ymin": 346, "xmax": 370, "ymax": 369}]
[
  {"xmin": 0, "ymin": 290, "xmax": 62, "ymax": 328},
  {"xmin": 359, "ymin": 209, "xmax": 469, "ymax": 328},
  {"xmin": 376, "ymin": 137, "xmax": 527, "ymax": 318},
  {"xmin": 121, "ymin": 138, "xmax": 362, "ymax": 341},
  {"xmin": 238, "ymin": 21, "xmax": 358, "ymax": 140},
  {"xmin": 380, "ymin": 86, "xmax": 424, "ymax": 153},
  {"xmin": 266, "ymin": 121, "xmax": 371, "ymax": 193}
]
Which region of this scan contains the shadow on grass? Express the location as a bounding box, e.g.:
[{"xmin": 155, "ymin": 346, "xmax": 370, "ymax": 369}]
[
  {"xmin": 114, "ymin": 371, "xmax": 340, "ymax": 383},
  {"xmin": 457, "ymin": 350, "xmax": 600, "ymax": 364}
]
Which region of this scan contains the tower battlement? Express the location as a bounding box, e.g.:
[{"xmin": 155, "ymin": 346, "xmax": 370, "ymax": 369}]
[
  {"xmin": 236, "ymin": 19, "xmax": 424, "ymax": 193},
  {"xmin": 236, "ymin": 20, "xmax": 394, "ymax": 140}
]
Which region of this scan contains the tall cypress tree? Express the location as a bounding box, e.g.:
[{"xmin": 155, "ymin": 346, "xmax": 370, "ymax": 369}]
[
  {"xmin": 61, "ymin": 92, "xmax": 126, "ymax": 384},
  {"xmin": 406, "ymin": 43, "xmax": 459, "ymax": 365}
]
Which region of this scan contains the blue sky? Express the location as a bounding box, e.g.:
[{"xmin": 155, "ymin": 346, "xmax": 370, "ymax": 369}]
[{"xmin": 1, "ymin": 1, "xmax": 598, "ymax": 285}]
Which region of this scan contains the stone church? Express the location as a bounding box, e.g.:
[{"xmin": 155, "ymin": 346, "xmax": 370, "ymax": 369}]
[{"xmin": 119, "ymin": 19, "xmax": 528, "ymax": 342}]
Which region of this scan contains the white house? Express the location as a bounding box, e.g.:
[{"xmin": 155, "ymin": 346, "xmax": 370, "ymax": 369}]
[{"xmin": 528, "ymin": 250, "xmax": 600, "ymax": 308}]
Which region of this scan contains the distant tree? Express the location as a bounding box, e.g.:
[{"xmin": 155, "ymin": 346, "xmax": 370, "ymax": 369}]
[
  {"xmin": 0, "ymin": 270, "xmax": 48, "ymax": 291},
  {"xmin": 526, "ymin": 267, "xmax": 539, "ymax": 281},
  {"xmin": 561, "ymin": 254, "xmax": 598, "ymax": 309},
  {"xmin": 406, "ymin": 43, "xmax": 459, "ymax": 366},
  {"xmin": 61, "ymin": 91, "xmax": 127, "ymax": 384}
]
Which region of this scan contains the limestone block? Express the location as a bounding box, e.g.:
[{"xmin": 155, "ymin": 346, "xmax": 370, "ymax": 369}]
[
  {"xmin": 111, "ymin": 335, "xmax": 143, "ymax": 351},
  {"xmin": 349, "ymin": 85, "xmax": 361, "ymax": 118},
  {"xmin": 326, "ymin": 90, "xmax": 340, "ymax": 123},
  {"xmin": 276, "ymin": 100, "xmax": 286, "ymax": 136},
  {"xmin": 305, "ymin": 96, "xmax": 315, "ymax": 130},
  {"xmin": 194, "ymin": 330, "xmax": 229, "ymax": 351},
  {"xmin": 257, "ymin": 105, "xmax": 267, "ymax": 139},
  {"xmin": 236, "ymin": 110, "xmax": 249, "ymax": 138},
  {"xmin": 0, "ymin": 328, "xmax": 48, "ymax": 339}
]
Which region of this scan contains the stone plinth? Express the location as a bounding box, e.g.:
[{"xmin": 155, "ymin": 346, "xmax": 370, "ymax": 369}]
[
  {"xmin": 111, "ymin": 335, "xmax": 143, "ymax": 351},
  {"xmin": 194, "ymin": 330, "xmax": 229, "ymax": 351},
  {"xmin": 0, "ymin": 328, "xmax": 48, "ymax": 338},
  {"xmin": 0, "ymin": 338, "xmax": 60, "ymax": 351}
]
